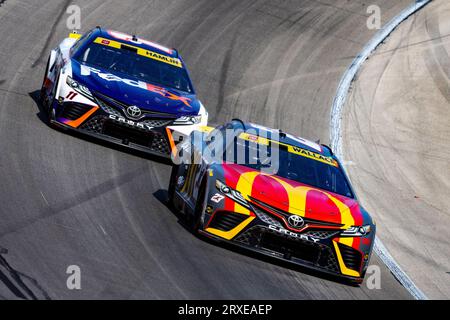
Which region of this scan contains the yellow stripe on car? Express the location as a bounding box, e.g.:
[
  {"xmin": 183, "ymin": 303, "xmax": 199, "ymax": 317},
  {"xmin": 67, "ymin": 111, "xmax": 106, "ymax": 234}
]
[
  {"xmin": 333, "ymin": 241, "xmax": 361, "ymax": 277},
  {"xmin": 206, "ymin": 216, "xmax": 255, "ymax": 240},
  {"xmin": 266, "ymin": 176, "xmax": 309, "ymax": 217},
  {"xmin": 328, "ymin": 194, "xmax": 354, "ymax": 229},
  {"xmin": 234, "ymin": 171, "xmax": 260, "ymax": 215}
]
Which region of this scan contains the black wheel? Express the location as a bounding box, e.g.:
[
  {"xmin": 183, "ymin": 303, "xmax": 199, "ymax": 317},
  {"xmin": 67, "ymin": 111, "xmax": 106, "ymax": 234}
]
[
  {"xmin": 348, "ymin": 279, "xmax": 362, "ymax": 287},
  {"xmin": 346, "ymin": 276, "xmax": 364, "ymax": 287},
  {"xmin": 45, "ymin": 73, "xmax": 59, "ymax": 125},
  {"xmin": 191, "ymin": 177, "xmax": 207, "ymax": 234},
  {"xmin": 39, "ymin": 58, "xmax": 51, "ymax": 106},
  {"xmin": 167, "ymin": 164, "xmax": 179, "ymax": 207}
]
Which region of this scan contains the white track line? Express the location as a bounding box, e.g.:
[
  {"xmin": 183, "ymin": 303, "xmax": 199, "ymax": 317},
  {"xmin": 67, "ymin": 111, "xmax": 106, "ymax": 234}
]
[{"xmin": 330, "ymin": 0, "xmax": 432, "ymax": 300}]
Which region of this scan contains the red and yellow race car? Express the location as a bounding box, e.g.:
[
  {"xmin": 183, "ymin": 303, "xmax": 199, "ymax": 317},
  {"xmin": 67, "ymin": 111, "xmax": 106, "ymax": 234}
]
[{"xmin": 168, "ymin": 120, "xmax": 375, "ymax": 284}]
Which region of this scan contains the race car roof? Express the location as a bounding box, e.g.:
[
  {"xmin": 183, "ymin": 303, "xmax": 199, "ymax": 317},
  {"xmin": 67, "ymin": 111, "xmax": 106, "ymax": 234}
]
[
  {"xmin": 232, "ymin": 121, "xmax": 330, "ymax": 156},
  {"xmin": 94, "ymin": 28, "xmax": 179, "ymax": 59}
]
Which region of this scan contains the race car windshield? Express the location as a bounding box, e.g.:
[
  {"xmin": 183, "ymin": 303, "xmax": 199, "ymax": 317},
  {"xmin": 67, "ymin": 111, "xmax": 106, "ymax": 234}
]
[
  {"xmin": 225, "ymin": 138, "xmax": 354, "ymax": 198},
  {"xmin": 75, "ymin": 42, "xmax": 194, "ymax": 93}
]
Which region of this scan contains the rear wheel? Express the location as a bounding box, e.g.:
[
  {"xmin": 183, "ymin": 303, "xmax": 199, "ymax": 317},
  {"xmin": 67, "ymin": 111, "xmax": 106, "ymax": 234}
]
[{"xmin": 167, "ymin": 164, "xmax": 179, "ymax": 208}]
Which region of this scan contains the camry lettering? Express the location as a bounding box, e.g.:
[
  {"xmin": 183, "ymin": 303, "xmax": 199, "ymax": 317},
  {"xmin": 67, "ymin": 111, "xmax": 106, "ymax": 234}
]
[
  {"xmin": 108, "ymin": 115, "xmax": 153, "ymax": 130},
  {"xmin": 268, "ymin": 225, "xmax": 320, "ymax": 243}
]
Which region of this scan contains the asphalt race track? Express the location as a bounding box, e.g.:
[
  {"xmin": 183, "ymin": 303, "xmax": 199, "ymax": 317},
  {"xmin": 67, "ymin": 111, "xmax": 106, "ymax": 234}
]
[
  {"xmin": 343, "ymin": 0, "xmax": 450, "ymax": 299},
  {"xmin": 0, "ymin": 0, "xmax": 421, "ymax": 299}
]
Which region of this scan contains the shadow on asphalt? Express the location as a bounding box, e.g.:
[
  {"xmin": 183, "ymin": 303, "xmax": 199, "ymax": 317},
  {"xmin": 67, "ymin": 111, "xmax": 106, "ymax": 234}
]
[
  {"xmin": 153, "ymin": 189, "xmax": 361, "ymax": 288},
  {"xmin": 28, "ymin": 88, "xmax": 361, "ymax": 289}
]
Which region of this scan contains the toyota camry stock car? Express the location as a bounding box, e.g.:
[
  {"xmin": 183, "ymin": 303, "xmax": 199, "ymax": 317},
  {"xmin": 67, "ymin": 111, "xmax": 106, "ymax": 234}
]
[
  {"xmin": 39, "ymin": 27, "xmax": 208, "ymax": 157},
  {"xmin": 168, "ymin": 120, "xmax": 376, "ymax": 283}
]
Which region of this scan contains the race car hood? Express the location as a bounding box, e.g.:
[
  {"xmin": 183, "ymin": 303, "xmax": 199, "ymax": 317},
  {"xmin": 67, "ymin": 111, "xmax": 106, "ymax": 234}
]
[
  {"xmin": 220, "ymin": 163, "xmax": 366, "ymax": 227},
  {"xmin": 70, "ymin": 60, "xmax": 200, "ymax": 116}
]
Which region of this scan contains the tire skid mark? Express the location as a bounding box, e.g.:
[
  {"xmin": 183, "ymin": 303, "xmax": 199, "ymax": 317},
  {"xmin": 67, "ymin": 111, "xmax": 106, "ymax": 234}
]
[
  {"xmin": 425, "ymin": 10, "xmax": 450, "ymax": 80},
  {"xmin": 31, "ymin": 0, "xmax": 72, "ymax": 68},
  {"xmin": 423, "ymin": 10, "xmax": 450, "ymax": 104},
  {"xmin": 214, "ymin": 30, "xmax": 238, "ymax": 122},
  {"xmin": 0, "ymin": 0, "xmax": 419, "ymax": 299},
  {"xmin": 0, "ymin": 167, "xmax": 145, "ymax": 239},
  {"xmin": 0, "ymin": 247, "xmax": 50, "ymax": 300},
  {"xmin": 330, "ymin": 0, "xmax": 432, "ymax": 300}
]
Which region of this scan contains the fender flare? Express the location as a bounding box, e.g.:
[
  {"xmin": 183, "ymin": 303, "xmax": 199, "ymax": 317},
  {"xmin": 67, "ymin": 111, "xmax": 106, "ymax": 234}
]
[{"xmin": 47, "ymin": 49, "xmax": 58, "ymax": 77}]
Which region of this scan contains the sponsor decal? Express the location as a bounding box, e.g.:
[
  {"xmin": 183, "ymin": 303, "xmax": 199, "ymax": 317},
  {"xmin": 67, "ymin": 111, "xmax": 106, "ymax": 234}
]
[
  {"xmin": 239, "ymin": 132, "xmax": 270, "ymax": 146},
  {"xmin": 228, "ymin": 168, "xmax": 357, "ymax": 228},
  {"xmin": 80, "ymin": 66, "xmax": 192, "ymax": 108},
  {"xmin": 108, "ymin": 114, "xmax": 153, "ymax": 130},
  {"xmin": 288, "ymin": 146, "xmax": 338, "ymax": 167},
  {"xmin": 269, "ymin": 225, "xmax": 320, "ymax": 243},
  {"xmin": 211, "ymin": 193, "xmax": 225, "ymax": 204},
  {"xmin": 146, "ymin": 83, "xmax": 192, "ymax": 108}
]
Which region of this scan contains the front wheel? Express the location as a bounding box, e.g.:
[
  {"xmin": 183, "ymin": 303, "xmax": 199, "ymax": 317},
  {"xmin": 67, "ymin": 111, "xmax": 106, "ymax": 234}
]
[
  {"xmin": 39, "ymin": 58, "xmax": 50, "ymax": 109},
  {"xmin": 45, "ymin": 73, "xmax": 60, "ymax": 125},
  {"xmin": 167, "ymin": 164, "xmax": 179, "ymax": 208},
  {"xmin": 191, "ymin": 178, "xmax": 207, "ymax": 234}
]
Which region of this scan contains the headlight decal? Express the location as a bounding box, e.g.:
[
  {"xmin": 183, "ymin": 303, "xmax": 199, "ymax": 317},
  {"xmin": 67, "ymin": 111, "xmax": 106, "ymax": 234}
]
[
  {"xmin": 215, "ymin": 179, "xmax": 252, "ymax": 216},
  {"xmin": 172, "ymin": 115, "xmax": 202, "ymax": 125},
  {"xmin": 66, "ymin": 76, "xmax": 94, "ymax": 100},
  {"xmin": 341, "ymin": 225, "xmax": 372, "ymax": 237}
]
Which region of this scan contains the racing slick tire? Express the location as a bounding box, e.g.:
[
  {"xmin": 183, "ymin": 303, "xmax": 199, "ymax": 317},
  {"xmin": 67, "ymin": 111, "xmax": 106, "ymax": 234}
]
[
  {"xmin": 39, "ymin": 57, "xmax": 58, "ymax": 125},
  {"xmin": 167, "ymin": 164, "xmax": 179, "ymax": 208},
  {"xmin": 39, "ymin": 57, "xmax": 55, "ymax": 123},
  {"xmin": 39, "ymin": 58, "xmax": 50, "ymax": 105},
  {"xmin": 45, "ymin": 74, "xmax": 59, "ymax": 124},
  {"xmin": 191, "ymin": 176, "xmax": 207, "ymax": 234}
]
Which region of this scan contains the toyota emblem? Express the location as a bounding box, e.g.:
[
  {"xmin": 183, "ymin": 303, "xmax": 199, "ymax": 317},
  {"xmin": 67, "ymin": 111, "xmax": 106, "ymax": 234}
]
[
  {"xmin": 288, "ymin": 215, "xmax": 304, "ymax": 228},
  {"xmin": 126, "ymin": 105, "xmax": 142, "ymax": 118}
]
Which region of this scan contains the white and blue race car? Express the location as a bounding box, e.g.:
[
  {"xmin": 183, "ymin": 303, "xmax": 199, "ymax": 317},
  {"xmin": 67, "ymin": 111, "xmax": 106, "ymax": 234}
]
[{"xmin": 40, "ymin": 27, "xmax": 208, "ymax": 157}]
